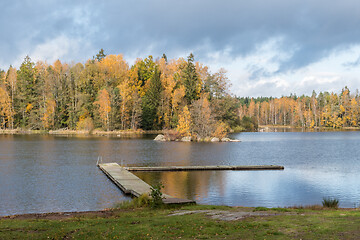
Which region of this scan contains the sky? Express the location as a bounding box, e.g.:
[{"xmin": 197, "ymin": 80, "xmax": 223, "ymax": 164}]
[{"xmin": 1, "ymin": 0, "xmax": 360, "ymax": 97}]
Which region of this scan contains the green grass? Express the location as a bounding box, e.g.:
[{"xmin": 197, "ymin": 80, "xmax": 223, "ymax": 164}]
[
  {"xmin": 1, "ymin": 205, "xmax": 360, "ymax": 239},
  {"xmin": 253, "ymin": 207, "xmax": 291, "ymax": 212}
]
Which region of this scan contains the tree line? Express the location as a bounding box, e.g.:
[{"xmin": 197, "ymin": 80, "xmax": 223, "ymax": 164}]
[
  {"xmin": 0, "ymin": 50, "xmax": 358, "ymax": 135},
  {"xmin": 239, "ymin": 87, "xmax": 360, "ymax": 129},
  {"xmin": 0, "ymin": 51, "xmax": 240, "ymax": 138}
]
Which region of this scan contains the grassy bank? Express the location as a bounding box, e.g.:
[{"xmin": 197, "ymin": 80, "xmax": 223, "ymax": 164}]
[
  {"xmin": 1, "ymin": 205, "xmax": 360, "ymax": 239},
  {"xmin": 0, "ymin": 129, "xmax": 163, "ymax": 136}
]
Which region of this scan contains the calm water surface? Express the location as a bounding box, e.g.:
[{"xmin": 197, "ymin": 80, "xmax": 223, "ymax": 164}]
[{"xmin": 1, "ymin": 131, "xmax": 360, "ymax": 216}]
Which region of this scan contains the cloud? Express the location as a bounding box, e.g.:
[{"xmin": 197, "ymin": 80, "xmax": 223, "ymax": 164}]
[
  {"xmin": 92, "ymin": 0, "xmax": 360, "ymax": 72},
  {"xmin": 1, "ymin": 0, "xmax": 360, "ymax": 97},
  {"xmin": 206, "ymin": 43, "xmax": 360, "ymax": 97},
  {"xmin": 28, "ymin": 35, "xmax": 91, "ymax": 65},
  {"xmin": 234, "ymin": 77, "xmax": 292, "ymax": 97},
  {"xmin": 343, "ymin": 56, "xmax": 360, "ymax": 68},
  {"xmin": 0, "ymin": 1, "xmax": 98, "ymax": 68}
]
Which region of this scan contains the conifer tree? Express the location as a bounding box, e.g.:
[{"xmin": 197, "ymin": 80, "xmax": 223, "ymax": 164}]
[
  {"xmin": 16, "ymin": 56, "xmax": 37, "ymax": 129},
  {"xmin": 182, "ymin": 53, "xmax": 200, "ymax": 104},
  {"xmin": 141, "ymin": 66, "xmax": 163, "ymax": 130},
  {"xmin": 95, "ymin": 48, "xmax": 106, "ymax": 62}
]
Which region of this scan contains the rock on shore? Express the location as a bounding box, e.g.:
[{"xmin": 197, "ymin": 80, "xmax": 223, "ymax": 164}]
[
  {"xmin": 181, "ymin": 136, "xmax": 192, "ymax": 142},
  {"xmin": 154, "ymin": 134, "xmax": 166, "ymax": 141}
]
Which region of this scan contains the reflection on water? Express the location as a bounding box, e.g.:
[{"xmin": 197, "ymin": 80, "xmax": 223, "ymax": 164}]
[
  {"xmin": 134, "ymin": 171, "xmax": 226, "ymax": 201},
  {"xmin": 1, "ymin": 131, "xmax": 360, "ymax": 216}
]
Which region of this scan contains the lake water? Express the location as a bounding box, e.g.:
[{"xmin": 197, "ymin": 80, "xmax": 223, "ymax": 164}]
[{"xmin": 1, "ymin": 131, "xmax": 360, "ymax": 216}]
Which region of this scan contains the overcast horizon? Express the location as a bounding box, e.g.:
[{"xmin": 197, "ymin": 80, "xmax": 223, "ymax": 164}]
[{"xmin": 1, "ymin": 0, "xmax": 360, "ymax": 97}]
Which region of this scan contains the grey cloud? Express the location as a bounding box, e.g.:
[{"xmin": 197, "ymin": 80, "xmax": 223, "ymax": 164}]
[
  {"xmin": 247, "ymin": 66, "xmax": 273, "ymax": 80},
  {"xmin": 343, "ymin": 56, "xmax": 360, "ymax": 68},
  {"xmin": 0, "ymin": 0, "xmax": 98, "ymax": 67},
  {"xmin": 95, "ymin": 0, "xmax": 360, "ymax": 74},
  {"xmin": 1, "ymin": 0, "xmax": 360, "ymax": 75}
]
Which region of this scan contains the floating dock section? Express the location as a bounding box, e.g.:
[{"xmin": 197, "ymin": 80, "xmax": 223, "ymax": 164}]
[
  {"xmin": 98, "ymin": 163, "xmax": 284, "ymax": 204},
  {"xmin": 125, "ymin": 165, "xmax": 284, "ymax": 172},
  {"xmin": 98, "ymin": 163, "xmax": 195, "ymax": 204}
]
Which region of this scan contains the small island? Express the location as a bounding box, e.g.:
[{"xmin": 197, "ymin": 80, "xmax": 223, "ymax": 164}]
[{"xmin": 154, "ymin": 133, "xmax": 240, "ymax": 142}]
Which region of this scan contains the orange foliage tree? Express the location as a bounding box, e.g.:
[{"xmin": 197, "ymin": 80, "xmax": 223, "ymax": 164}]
[{"xmin": 94, "ymin": 89, "xmax": 111, "ymax": 130}]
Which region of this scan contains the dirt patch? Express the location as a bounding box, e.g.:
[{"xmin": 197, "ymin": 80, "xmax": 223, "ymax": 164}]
[
  {"xmin": 0, "ymin": 209, "xmax": 125, "ymax": 220},
  {"xmin": 168, "ymin": 210, "xmax": 288, "ymax": 221}
]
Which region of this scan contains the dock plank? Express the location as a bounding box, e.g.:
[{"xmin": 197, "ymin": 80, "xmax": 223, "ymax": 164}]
[{"xmin": 125, "ymin": 165, "xmax": 284, "ymax": 171}]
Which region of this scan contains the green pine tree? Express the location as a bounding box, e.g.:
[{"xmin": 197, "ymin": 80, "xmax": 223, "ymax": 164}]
[
  {"xmin": 16, "ymin": 56, "xmax": 37, "ymax": 129},
  {"xmin": 94, "ymin": 48, "xmax": 106, "ymax": 62},
  {"xmin": 141, "ymin": 66, "xmax": 163, "ymax": 130},
  {"xmin": 182, "ymin": 53, "xmax": 199, "ymax": 104}
]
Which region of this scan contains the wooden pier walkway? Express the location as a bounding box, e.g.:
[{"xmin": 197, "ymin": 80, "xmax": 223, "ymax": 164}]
[
  {"xmin": 125, "ymin": 165, "xmax": 284, "ymax": 172},
  {"xmin": 98, "ymin": 163, "xmax": 284, "ymax": 204},
  {"xmin": 98, "ymin": 163, "xmax": 195, "ymax": 204}
]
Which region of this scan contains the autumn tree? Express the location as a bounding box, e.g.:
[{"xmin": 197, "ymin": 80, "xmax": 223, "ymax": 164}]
[
  {"xmin": 5, "ymin": 66, "xmax": 16, "ymax": 129},
  {"xmin": 0, "ymin": 87, "xmax": 11, "ymax": 128},
  {"xmin": 117, "ymin": 80, "xmax": 131, "ymax": 129},
  {"xmin": 350, "ymin": 97, "xmax": 359, "ymax": 126},
  {"xmin": 177, "ymin": 105, "xmax": 191, "ymax": 136},
  {"xmin": 190, "ymin": 95, "xmax": 214, "ymax": 139},
  {"xmin": 128, "ymin": 66, "xmax": 143, "ymax": 130},
  {"xmin": 94, "ymin": 88, "xmax": 111, "ymax": 130}
]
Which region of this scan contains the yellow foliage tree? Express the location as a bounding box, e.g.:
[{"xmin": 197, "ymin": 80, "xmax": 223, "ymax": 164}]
[
  {"xmin": 42, "ymin": 98, "xmax": 56, "ymax": 129},
  {"xmin": 213, "ymin": 121, "xmax": 230, "ymax": 139},
  {"xmin": 98, "ymin": 54, "xmax": 129, "ymax": 87},
  {"xmin": 94, "ymin": 89, "xmax": 111, "ymax": 130},
  {"xmin": 5, "ymin": 66, "xmax": 16, "ymax": 129},
  {"xmin": 350, "ymin": 98, "xmax": 359, "ymax": 126},
  {"xmin": 76, "ymin": 116, "xmax": 94, "ymax": 132},
  {"xmin": 177, "ymin": 105, "xmax": 191, "ymax": 136},
  {"xmin": 118, "ymin": 81, "xmax": 131, "ymax": 130},
  {"xmin": 0, "ymin": 87, "xmax": 11, "ymax": 128}
]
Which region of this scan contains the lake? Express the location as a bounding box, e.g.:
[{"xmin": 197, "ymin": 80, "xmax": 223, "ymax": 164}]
[{"xmin": 1, "ymin": 131, "xmax": 360, "ymax": 216}]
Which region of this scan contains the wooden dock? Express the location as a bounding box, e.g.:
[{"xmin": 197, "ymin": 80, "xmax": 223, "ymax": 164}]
[
  {"xmin": 98, "ymin": 163, "xmax": 284, "ymax": 204},
  {"xmin": 125, "ymin": 165, "xmax": 284, "ymax": 171},
  {"xmin": 98, "ymin": 163, "xmax": 195, "ymax": 204}
]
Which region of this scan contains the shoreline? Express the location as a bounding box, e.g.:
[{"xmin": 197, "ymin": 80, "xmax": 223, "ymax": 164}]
[
  {"xmin": 0, "ymin": 129, "xmax": 164, "ymax": 136},
  {"xmin": 1, "ymin": 205, "xmax": 358, "ymax": 220},
  {"xmin": 258, "ymin": 125, "xmax": 360, "ymax": 131},
  {"xmin": 1, "ymin": 126, "xmax": 360, "ymax": 136}
]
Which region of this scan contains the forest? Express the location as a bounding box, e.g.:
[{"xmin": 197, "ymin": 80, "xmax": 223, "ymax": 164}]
[
  {"xmin": 239, "ymin": 87, "xmax": 360, "ymax": 129},
  {"xmin": 0, "ymin": 51, "xmax": 238, "ymax": 138},
  {"xmin": 0, "ymin": 50, "xmax": 359, "ymax": 136}
]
